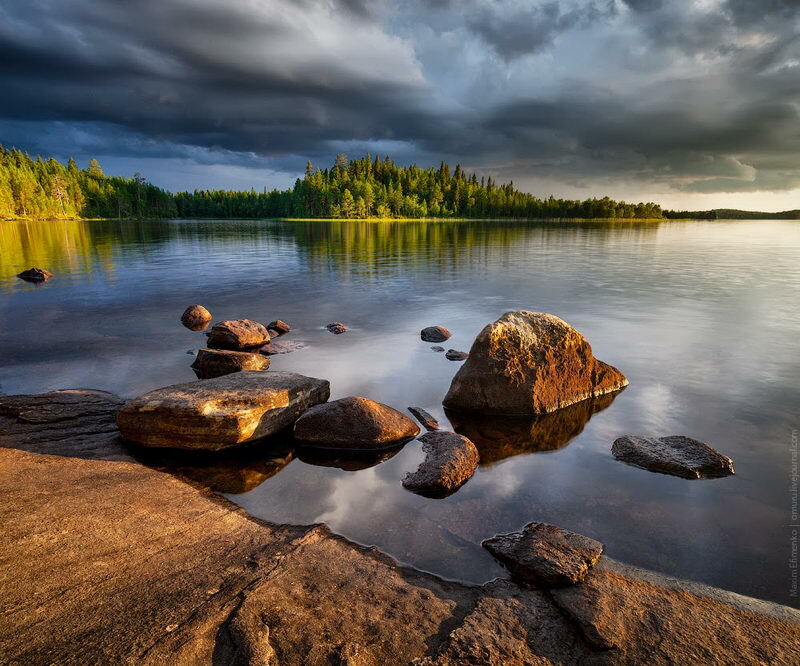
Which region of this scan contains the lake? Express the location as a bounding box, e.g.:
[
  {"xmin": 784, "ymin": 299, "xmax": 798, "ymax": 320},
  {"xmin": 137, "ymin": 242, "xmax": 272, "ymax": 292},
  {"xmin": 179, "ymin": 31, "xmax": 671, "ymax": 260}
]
[{"xmin": 1, "ymin": 218, "xmax": 798, "ymax": 607}]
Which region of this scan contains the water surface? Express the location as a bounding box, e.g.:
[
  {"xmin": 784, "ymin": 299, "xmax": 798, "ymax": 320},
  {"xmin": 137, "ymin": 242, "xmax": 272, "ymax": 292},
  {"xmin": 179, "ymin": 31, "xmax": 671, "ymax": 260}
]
[{"xmin": 1, "ymin": 218, "xmax": 798, "ymax": 606}]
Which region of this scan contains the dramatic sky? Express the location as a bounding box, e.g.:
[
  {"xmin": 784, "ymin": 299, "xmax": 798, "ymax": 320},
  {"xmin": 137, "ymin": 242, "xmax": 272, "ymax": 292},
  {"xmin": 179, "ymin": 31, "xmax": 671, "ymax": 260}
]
[{"xmin": 1, "ymin": 0, "xmax": 798, "ymax": 209}]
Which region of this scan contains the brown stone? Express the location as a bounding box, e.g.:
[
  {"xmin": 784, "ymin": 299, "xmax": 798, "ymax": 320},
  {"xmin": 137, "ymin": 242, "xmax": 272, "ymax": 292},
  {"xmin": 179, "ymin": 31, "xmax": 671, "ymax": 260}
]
[
  {"xmin": 326, "ymin": 322, "xmax": 348, "ymax": 334},
  {"xmin": 482, "ymin": 522, "xmax": 604, "ymax": 587},
  {"xmin": 421, "ymin": 326, "xmax": 451, "ymax": 342},
  {"xmin": 116, "ymin": 371, "xmax": 330, "ymax": 450},
  {"xmin": 267, "ymin": 319, "xmax": 291, "ymax": 335},
  {"xmin": 402, "ymin": 431, "xmax": 479, "ymax": 497},
  {"xmin": 191, "ymin": 347, "xmax": 270, "ymax": 379},
  {"xmin": 612, "ymin": 434, "xmax": 735, "ymax": 479},
  {"xmin": 260, "ymin": 340, "xmax": 306, "ymax": 355},
  {"xmin": 207, "ymin": 319, "xmax": 270, "ymax": 350},
  {"xmin": 408, "ymin": 406, "xmax": 440, "ymax": 431},
  {"xmin": 16, "ymin": 267, "xmax": 53, "ymax": 282},
  {"xmin": 294, "ymin": 396, "xmax": 419, "ymax": 449},
  {"xmin": 180, "ymin": 304, "xmax": 212, "ymax": 330},
  {"xmin": 443, "ymin": 311, "xmax": 628, "ymax": 415},
  {"xmin": 445, "ymin": 349, "xmax": 469, "ymax": 361}
]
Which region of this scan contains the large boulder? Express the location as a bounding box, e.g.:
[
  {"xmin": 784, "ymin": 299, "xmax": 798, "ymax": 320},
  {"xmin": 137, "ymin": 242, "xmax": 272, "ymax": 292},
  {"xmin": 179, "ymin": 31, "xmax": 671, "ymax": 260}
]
[
  {"xmin": 116, "ymin": 371, "xmax": 330, "ymax": 451},
  {"xmin": 612, "ymin": 435, "xmax": 735, "ymax": 479},
  {"xmin": 443, "ymin": 311, "xmax": 627, "ymax": 415},
  {"xmin": 293, "ymin": 396, "xmax": 419, "ymax": 449},
  {"xmin": 191, "ymin": 348, "xmax": 270, "ymax": 379},
  {"xmin": 207, "ymin": 320, "xmax": 270, "ymax": 350},
  {"xmin": 402, "ymin": 431, "xmax": 479, "ymax": 497},
  {"xmin": 482, "ymin": 522, "xmax": 604, "ymax": 587}
]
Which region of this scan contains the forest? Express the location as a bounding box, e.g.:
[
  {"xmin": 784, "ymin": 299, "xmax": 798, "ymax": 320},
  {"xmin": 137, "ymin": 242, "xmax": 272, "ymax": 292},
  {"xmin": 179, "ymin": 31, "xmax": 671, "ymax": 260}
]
[{"xmin": 1, "ymin": 147, "xmax": 665, "ymax": 220}]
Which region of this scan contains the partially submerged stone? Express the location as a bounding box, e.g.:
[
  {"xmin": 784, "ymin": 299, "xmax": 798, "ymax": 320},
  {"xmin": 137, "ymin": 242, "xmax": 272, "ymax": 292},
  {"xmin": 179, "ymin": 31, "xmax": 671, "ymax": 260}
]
[
  {"xmin": 116, "ymin": 371, "xmax": 330, "ymax": 451},
  {"xmin": 445, "ymin": 349, "xmax": 469, "ymax": 361},
  {"xmin": 180, "ymin": 304, "xmax": 212, "ymax": 330},
  {"xmin": 443, "ymin": 311, "xmax": 628, "ymax": 415},
  {"xmin": 482, "ymin": 522, "xmax": 604, "ymax": 587},
  {"xmin": 17, "ymin": 267, "xmax": 53, "ymax": 282},
  {"xmin": 431, "ymin": 346, "xmax": 445, "ymax": 352},
  {"xmin": 612, "ymin": 435, "xmax": 735, "ymax": 479},
  {"xmin": 191, "ymin": 348, "xmax": 269, "ymax": 379},
  {"xmin": 421, "ymin": 326, "xmax": 451, "ymax": 342},
  {"xmin": 260, "ymin": 340, "xmax": 306, "ymax": 355},
  {"xmin": 267, "ymin": 320, "xmax": 291, "ymax": 336},
  {"xmin": 408, "ymin": 406, "xmax": 440, "ymax": 431},
  {"xmin": 294, "ymin": 396, "xmax": 419, "ymax": 449},
  {"xmin": 402, "ymin": 431, "xmax": 479, "ymax": 497},
  {"xmin": 326, "ymin": 322, "xmax": 348, "ymax": 334},
  {"xmin": 207, "ymin": 319, "xmax": 270, "ymax": 350}
]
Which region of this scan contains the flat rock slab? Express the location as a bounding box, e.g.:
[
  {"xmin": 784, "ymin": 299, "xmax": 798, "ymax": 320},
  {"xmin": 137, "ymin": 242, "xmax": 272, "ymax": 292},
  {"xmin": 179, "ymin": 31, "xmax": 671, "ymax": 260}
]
[
  {"xmin": 207, "ymin": 319, "xmax": 270, "ymax": 350},
  {"xmin": 443, "ymin": 310, "xmax": 628, "ymax": 415},
  {"xmin": 117, "ymin": 371, "xmax": 330, "ymax": 450},
  {"xmin": 294, "ymin": 396, "xmax": 419, "ymax": 449},
  {"xmin": 191, "ymin": 347, "xmax": 270, "ymax": 379},
  {"xmin": 408, "ymin": 406, "xmax": 440, "ymax": 431},
  {"xmin": 403, "ymin": 431, "xmax": 479, "ymax": 497},
  {"xmin": 260, "ymin": 340, "xmax": 306, "ymax": 355},
  {"xmin": 612, "ymin": 434, "xmax": 735, "ymax": 479},
  {"xmin": 482, "ymin": 522, "xmax": 604, "ymax": 587},
  {"xmin": 1, "ymin": 390, "xmax": 799, "ymax": 665}
]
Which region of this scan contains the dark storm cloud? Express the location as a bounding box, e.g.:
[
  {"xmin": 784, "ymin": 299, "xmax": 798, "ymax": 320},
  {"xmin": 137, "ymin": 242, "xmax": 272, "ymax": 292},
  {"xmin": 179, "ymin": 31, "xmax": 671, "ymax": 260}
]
[{"xmin": 0, "ymin": 0, "xmax": 798, "ymax": 196}]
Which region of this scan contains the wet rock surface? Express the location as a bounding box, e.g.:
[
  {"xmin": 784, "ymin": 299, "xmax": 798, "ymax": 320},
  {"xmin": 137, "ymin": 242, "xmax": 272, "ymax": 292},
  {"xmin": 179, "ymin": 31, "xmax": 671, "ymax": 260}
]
[
  {"xmin": 190, "ymin": 347, "xmax": 270, "ymax": 379},
  {"xmin": 408, "ymin": 406, "xmax": 440, "ymax": 431},
  {"xmin": 294, "ymin": 396, "xmax": 419, "ymax": 449},
  {"xmin": 16, "ymin": 267, "xmax": 53, "ymax": 282},
  {"xmin": 612, "ymin": 434, "xmax": 735, "ymax": 479},
  {"xmin": 116, "ymin": 371, "xmax": 330, "ymax": 450},
  {"xmin": 421, "ymin": 326, "xmax": 451, "ymax": 342},
  {"xmin": 1, "ymin": 390, "xmax": 799, "ymax": 665},
  {"xmin": 260, "ymin": 340, "xmax": 306, "ymax": 355},
  {"xmin": 326, "ymin": 322, "xmax": 348, "ymax": 334},
  {"xmin": 482, "ymin": 522, "xmax": 604, "ymax": 587},
  {"xmin": 207, "ymin": 319, "xmax": 271, "ymax": 350},
  {"xmin": 402, "ymin": 431, "xmax": 479, "ymax": 497},
  {"xmin": 430, "ymin": 345, "xmax": 445, "ymax": 352},
  {"xmin": 266, "ymin": 319, "xmax": 291, "ymax": 335},
  {"xmin": 445, "ymin": 349, "xmax": 469, "ymax": 361},
  {"xmin": 180, "ymin": 304, "xmax": 212, "ymax": 330},
  {"xmin": 443, "ymin": 310, "xmax": 628, "ymax": 415}
]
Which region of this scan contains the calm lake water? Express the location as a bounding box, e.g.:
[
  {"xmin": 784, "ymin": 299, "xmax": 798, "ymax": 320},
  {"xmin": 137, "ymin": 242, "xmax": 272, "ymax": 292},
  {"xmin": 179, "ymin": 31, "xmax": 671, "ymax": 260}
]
[{"xmin": 1, "ymin": 218, "xmax": 798, "ymax": 606}]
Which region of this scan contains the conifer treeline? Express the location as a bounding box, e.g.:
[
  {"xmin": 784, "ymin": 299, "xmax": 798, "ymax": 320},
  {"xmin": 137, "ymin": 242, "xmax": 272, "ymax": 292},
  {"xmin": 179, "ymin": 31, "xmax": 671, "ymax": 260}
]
[{"xmin": 1, "ymin": 148, "xmax": 664, "ymax": 220}]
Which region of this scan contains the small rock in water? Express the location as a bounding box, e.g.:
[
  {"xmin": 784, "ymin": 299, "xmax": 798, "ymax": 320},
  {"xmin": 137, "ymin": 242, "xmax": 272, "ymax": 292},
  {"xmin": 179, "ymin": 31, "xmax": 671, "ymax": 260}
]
[
  {"xmin": 260, "ymin": 340, "xmax": 306, "ymax": 355},
  {"xmin": 294, "ymin": 396, "xmax": 419, "ymax": 449},
  {"xmin": 612, "ymin": 435, "xmax": 735, "ymax": 479},
  {"xmin": 17, "ymin": 267, "xmax": 53, "ymax": 282},
  {"xmin": 445, "ymin": 349, "xmax": 469, "ymax": 361},
  {"xmin": 180, "ymin": 305, "xmax": 212, "ymax": 330},
  {"xmin": 482, "ymin": 522, "xmax": 604, "ymax": 587},
  {"xmin": 266, "ymin": 320, "xmax": 291, "ymax": 336},
  {"xmin": 421, "ymin": 326, "xmax": 451, "ymax": 342},
  {"xmin": 326, "ymin": 322, "xmax": 348, "ymax": 334},
  {"xmin": 186, "ymin": 350, "xmax": 196, "ymax": 355},
  {"xmin": 191, "ymin": 348, "xmax": 270, "ymax": 379},
  {"xmin": 430, "ymin": 346, "xmax": 445, "ymax": 352},
  {"xmin": 207, "ymin": 319, "xmax": 270, "ymax": 350},
  {"xmin": 402, "ymin": 431, "xmax": 478, "ymax": 497},
  {"xmin": 407, "ymin": 406, "xmax": 440, "ymax": 431}
]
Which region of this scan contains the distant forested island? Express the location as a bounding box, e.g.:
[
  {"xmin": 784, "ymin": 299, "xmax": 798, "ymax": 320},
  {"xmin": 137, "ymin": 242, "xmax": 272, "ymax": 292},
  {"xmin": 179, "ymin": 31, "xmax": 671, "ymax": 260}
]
[
  {"xmin": 1, "ymin": 148, "xmax": 665, "ymax": 220},
  {"xmin": 665, "ymin": 208, "xmax": 800, "ymax": 220}
]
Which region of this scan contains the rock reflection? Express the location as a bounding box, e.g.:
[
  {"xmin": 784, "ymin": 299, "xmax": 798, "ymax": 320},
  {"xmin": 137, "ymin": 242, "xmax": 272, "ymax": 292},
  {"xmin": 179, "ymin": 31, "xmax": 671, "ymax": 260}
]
[
  {"xmin": 133, "ymin": 440, "xmax": 294, "ymax": 494},
  {"xmin": 446, "ymin": 391, "xmax": 621, "ymax": 466},
  {"xmin": 296, "ymin": 445, "xmax": 404, "ymax": 471}
]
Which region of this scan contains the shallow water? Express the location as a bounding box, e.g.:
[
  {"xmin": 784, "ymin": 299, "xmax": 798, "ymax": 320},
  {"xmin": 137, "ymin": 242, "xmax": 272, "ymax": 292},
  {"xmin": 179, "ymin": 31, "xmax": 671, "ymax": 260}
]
[{"xmin": 1, "ymin": 218, "xmax": 798, "ymax": 606}]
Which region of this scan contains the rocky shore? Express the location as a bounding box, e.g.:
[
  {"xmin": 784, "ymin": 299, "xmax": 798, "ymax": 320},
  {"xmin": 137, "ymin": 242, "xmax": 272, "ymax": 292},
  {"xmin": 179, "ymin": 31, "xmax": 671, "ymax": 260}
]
[{"xmin": 1, "ymin": 389, "xmax": 799, "ymax": 665}]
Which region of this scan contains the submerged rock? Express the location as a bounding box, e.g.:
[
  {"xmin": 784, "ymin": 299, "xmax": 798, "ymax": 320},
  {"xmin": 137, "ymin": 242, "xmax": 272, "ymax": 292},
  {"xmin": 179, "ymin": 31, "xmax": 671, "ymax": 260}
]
[
  {"xmin": 402, "ymin": 431, "xmax": 479, "ymax": 497},
  {"xmin": 443, "ymin": 311, "xmax": 628, "ymax": 415},
  {"xmin": 116, "ymin": 371, "xmax": 330, "ymax": 451},
  {"xmin": 191, "ymin": 348, "xmax": 270, "ymax": 379},
  {"xmin": 294, "ymin": 396, "xmax": 419, "ymax": 449},
  {"xmin": 207, "ymin": 319, "xmax": 270, "ymax": 350},
  {"xmin": 612, "ymin": 435, "xmax": 735, "ymax": 479},
  {"xmin": 430, "ymin": 346, "xmax": 445, "ymax": 352},
  {"xmin": 180, "ymin": 305, "xmax": 212, "ymax": 330},
  {"xmin": 482, "ymin": 522, "xmax": 604, "ymax": 587},
  {"xmin": 408, "ymin": 406, "xmax": 440, "ymax": 431},
  {"xmin": 17, "ymin": 267, "xmax": 53, "ymax": 282},
  {"xmin": 445, "ymin": 349, "xmax": 469, "ymax": 361},
  {"xmin": 260, "ymin": 340, "xmax": 306, "ymax": 355},
  {"xmin": 326, "ymin": 322, "xmax": 348, "ymax": 334},
  {"xmin": 421, "ymin": 326, "xmax": 451, "ymax": 342},
  {"xmin": 267, "ymin": 320, "xmax": 291, "ymax": 336}
]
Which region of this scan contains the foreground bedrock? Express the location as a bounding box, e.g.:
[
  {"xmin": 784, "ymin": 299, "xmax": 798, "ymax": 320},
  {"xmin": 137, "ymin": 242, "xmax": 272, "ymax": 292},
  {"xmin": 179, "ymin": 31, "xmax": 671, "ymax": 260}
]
[
  {"xmin": 116, "ymin": 371, "xmax": 330, "ymax": 450},
  {"xmin": 1, "ymin": 390, "xmax": 798, "ymax": 665},
  {"xmin": 443, "ymin": 311, "xmax": 628, "ymax": 415}
]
